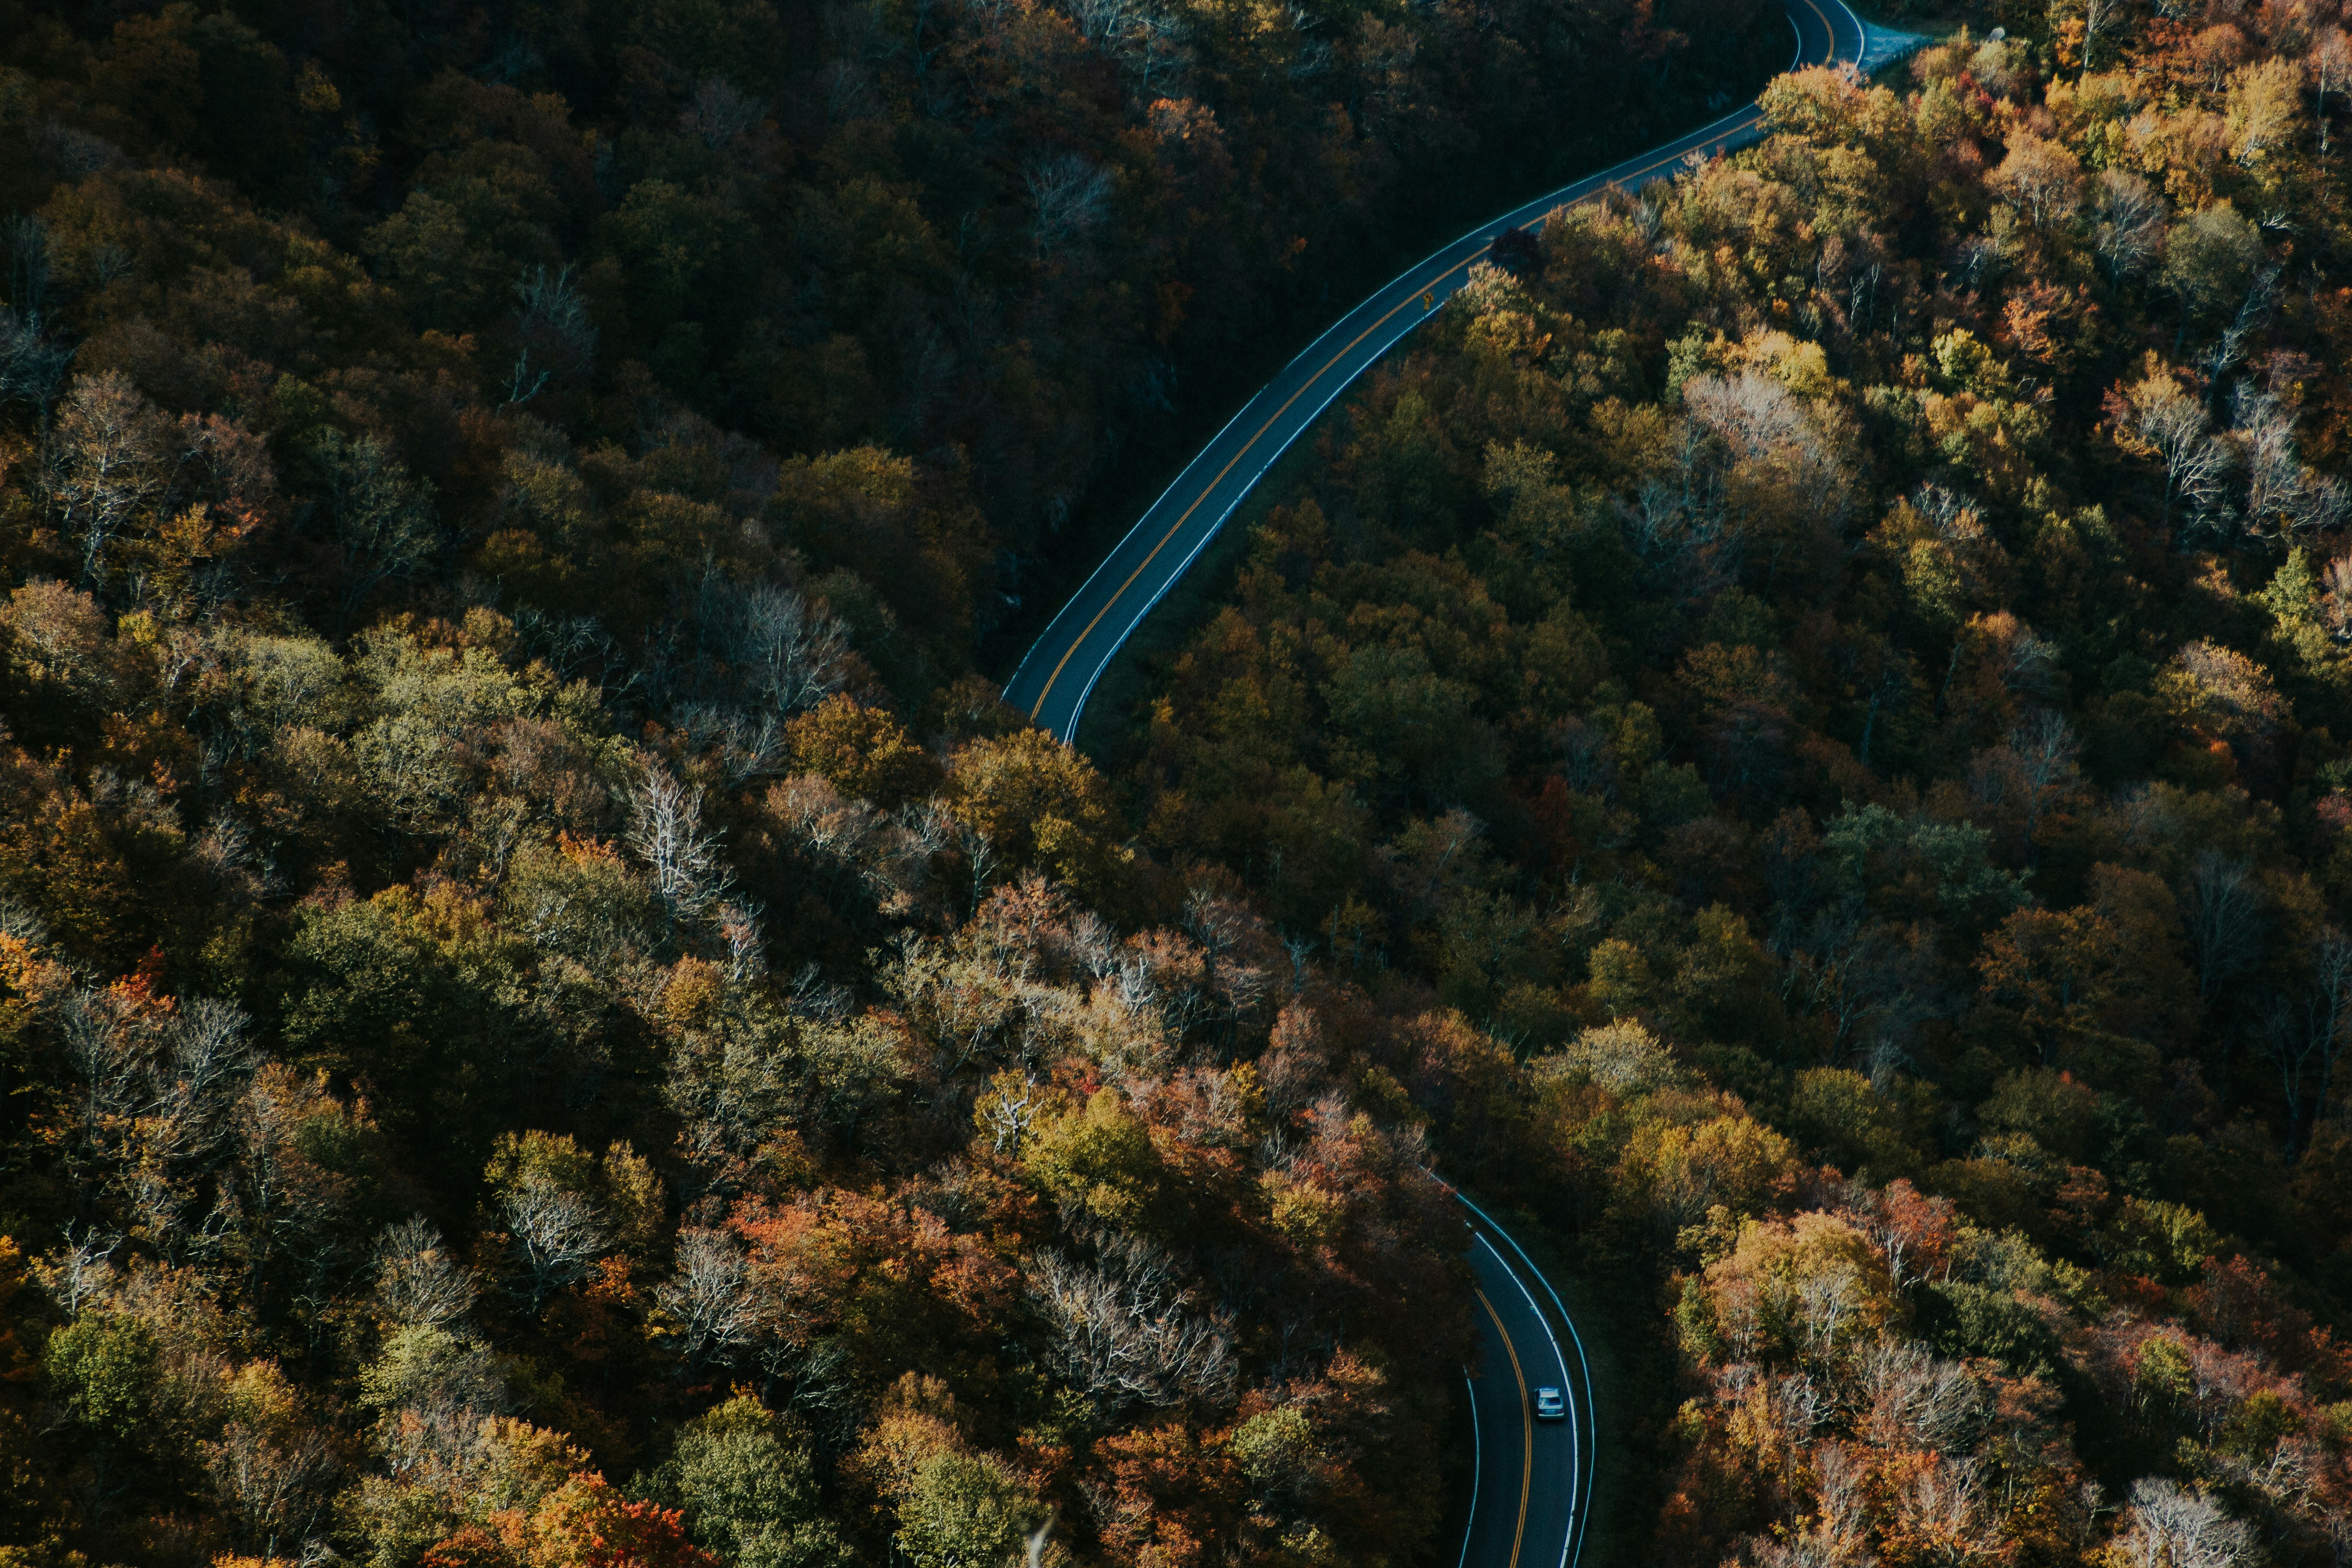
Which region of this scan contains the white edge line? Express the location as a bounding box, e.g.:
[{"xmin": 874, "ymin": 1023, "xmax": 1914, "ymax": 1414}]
[
  {"xmin": 1456, "ymin": 1190, "xmax": 1597, "ymax": 1568},
  {"xmin": 1019, "ymin": 0, "xmax": 1822, "ymax": 731},
  {"xmin": 1056, "ymin": 312, "xmax": 1398, "ymax": 738},
  {"xmin": 1061, "ymin": 0, "xmax": 1864, "ymax": 1523},
  {"xmin": 1050, "ymin": 105, "xmax": 1783, "ymax": 739},
  {"xmin": 1459, "ymin": 1366, "xmax": 1484, "ymax": 1568},
  {"xmin": 1039, "ymin": 0, "xmax": 1884, "ymax": 736},
  {"xmin": 1004, "ymin": 390, "xmax": 1260, "ymax": 702},
  {"xmin": 1837, "ymin": 0, "xmax": 1875, "ymax": 75},
  {"xmin": 1475, "ymin": 1229, "xmax": 1575, "ymax": 1568},
  {"xmin": 1424, "ymin": 1168, "xmax": 1629, "ymax": 1568}
]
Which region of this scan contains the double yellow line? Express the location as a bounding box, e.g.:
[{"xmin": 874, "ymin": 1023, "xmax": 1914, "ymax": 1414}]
[
  {"xmin": 1477, "ymin": 1288, "xmax": 1534, "ymax": 1568},
  {"xmin": 1022, "ymin": 0, "xmax": 1848, "ymax": 726}
]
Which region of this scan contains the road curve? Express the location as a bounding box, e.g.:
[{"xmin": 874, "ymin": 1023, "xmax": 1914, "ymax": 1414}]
[
  {"xmin": 1455, "ymin": 1191, "xmax": 1596, "ymax": 1568},
  {"xmin": 1004, "ymin": 0, "xmax": 1890, "ymax": 741}
]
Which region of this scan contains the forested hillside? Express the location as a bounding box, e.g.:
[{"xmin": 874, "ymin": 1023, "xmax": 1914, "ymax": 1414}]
[
  {"xmin": 1116, "ymin": 5, "xmax": 2352, "ymax": 1567},
  {"xmin": 13, "ymin": 0, "xmax": 2352, "ymax": 1563},
  {"xmin": 0, "ymin": 0, "xmax": 1771, "ymax": 1563}
]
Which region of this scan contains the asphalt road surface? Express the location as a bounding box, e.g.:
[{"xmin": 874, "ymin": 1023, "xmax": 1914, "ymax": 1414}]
[
  {"xmin": 1004, "ymin": 0, "xmax": 1899, "ymax": 741},
  {"xmin": 1456, "ymin": 1192, "xmax": 1593, "ymax": 1568}
]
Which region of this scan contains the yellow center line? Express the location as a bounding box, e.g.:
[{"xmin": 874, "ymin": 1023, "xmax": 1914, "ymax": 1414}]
[
  {"xmin": 1025, "ymin": 1, "xmax": 1849, "ymax": 724},
  {"xmin": 1477, "ymin": 1288, "xmax": 1534, "ymax": 1568},
  {"xmin": 1804, "ymin": 0, "xmax": 1838, "ymax": 62},
  {"xmin": 1026, "ymin": 252, "xmax": 1467, "ymax": 717}
]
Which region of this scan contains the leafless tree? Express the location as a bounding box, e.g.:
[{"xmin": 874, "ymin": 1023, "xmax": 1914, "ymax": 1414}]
[
  {"xmin": 0, "ymin": 889, "xmax": 44, "ymax": 948},
  {"xmin": 230, "ymin": 1067, "xmax": 369, "ymax": 1308},
  {"xmin": 681, "ymin": 78, "xmax": 763, "ymax": 149},
  {"xmin": 2013, "ymin": 710, "xmax": 2083, "ymax": 835},
  {"xmin": 625, "ymin": 760, "xmax": 734, "ymax": 932},
  {"xmin": 0, "ymin": 579, "xmax": 116, "ymax": 699},
  {"xmin": 1857, "ymin": 1339, "xmax": 1989, "ymax": 1453},
  {"xmin": 2232, "ymin": 384, "xmax": 2348, "ymax": 539},
  {"xmin": 888, "ymin": 926, "xmax": 1033, "ymax": 1083},
  {"xmin": 1026, "ymin": 151, "xmax": 1116, "ymax": 253},
  {"xmin": 1026, "ymin": 1237, "xmax": 1237, "ymax": 1412},
  {"xmin": 374, "ymin": 1217, "xmax": 481, "ymax": 1330},
  {"xmin": 501, "ymin": 349, "xmax": 552, "ymax": 407},
  {"xmin": 1024, "ymin": 1515, "xmax": 1057, "ymax": 1568},
  {"xmin": 513, "ymin": 603, "xmax": 637, "ymax": 695},
  {"xmin": 762, "ymin": 773, "xmax": 936, "ymax": 917},
  {"xmin": 123, "ymin": 998, "xmax": 261, "ymax": 1246},
  {"xmin": 693, "ymin": 573, "xmax": 851, "ymax": 720},
  {"xmin": 1684, "ymin": 369, "xmax": 1821, "ymax": 467},
  {"xmin": 2110, "ymin": 1480, "xmax": 2256, "ymax": 1568},
  {"xmin": 501, "ymin": 1179, "xmax": 609, "ymax": 1310},
  {"xmin": 2080, "ymin": 0, "xmax": 2119, "ymax": 75},
  {"xmin": 1064, "ymin": 0, "xmax": 1130, "ymax": 44},
  {"xmin": 60, "ymin": 985, "xmax": 144, "ymax": 1161},
  {"xmin": 514, "ymin": 263, "xmax": 594, "ymax": 364},
  {"xmin": 658, "ymin": 1226, "xmax": 764, "ymax": 1369},
  {"xmin": 2322, "ymin": 554, "xmax": 2352, "ymax": 640},
  {"xmin": 55, "ymin": 984, "xmax": 256, "ymax": 1250},
  {"xmin": 363, "ymin": 1324, "xmax": 510, "ymax": 1476},
  {"xmin": 1813, "ymin": 1441, "xmax": 1874, "ymax": 1557},
  {"xmin": 1682, "ymin": 368, "xmax": 1851, "ymax": 528},
  {"xmin": 673, "ymin": 704, "xmax": 784, "ymax": 785},
  {"xmin": 2111, "ymin": 371, "xmax": 2234, "ymax": 529},
  {"xmin": 2317, "ymin": 28, "xmax": 2352, "ymax": 152},
  {"xmin": 689, "ymin": 589, "xmax": 838, "ymax": 752},
  {"xmin": 2091, "ymin": 171, "xmax": 2168, "ymax": 281},
  {"xmin": 2259, "ymin": 927, "xmax": 2352, "ymax": 1148},
  {"xmin": 188, "ymin": 810, "xmax": 277, "ymax": 907},
  {"xmin": 1965, "ymin": 710, "xmax": 2084, "ymax": 868},
  {"xmin": 44, "ymin": 369, "xmax": 172, "ymax": 584},
  {"xmin": 34, "ymin": 1222, "xmax": 122, "ymax": 1317},
  {"xmin": 159, "ymin": 997, "xmax": 261, "ymax": 1152},
  {"xmin": 980, "ymin": 1075, "xmax": 1043, "ymax": 1155},
  {"xmin": 0, "ymin": 307, "xmax": 70, "ymax": 419},
  {"xmin": 1624, "ymin": 421, "xmax": 1734, "ymax": 587},
  {"xmin": 203, "ymin": 1416, "xmax": 340, "ymax": 1562},
  {"xmin": 1535, "ymin": 1019, "xmax": 1686, "ymax": 1097},
  {"xmin": 717, "ymin": 900, "xmax": 768, "ymax": 983},
  {"xmin": 2182, "ymin": 848, "xmax": 2264, "ymax": 1006},
  {"xmin": 2201, "ymin": 263, "xmax": 2281, "ymax": 393},
  {"xmin": 309, "ymin": 428, "xmax": 437, "ymax": 631},
  {"xmin": 1891, "ymin": 1451, "xmax": 2000, "ymax": 1563},
  {"xmin": 1745, "ymin": 1441, "xmax": 1873, "ymax": 1568},
  {"xmin": 1066, "ymin": 0, "xmax": 1190, "ymax": 94},
  {"xmin": 1793, "ymin": 1256, "xmax": 1866, "ymax": 1364},
  {"xmin": 1181, "ymin": 885, "xmax": 1273, "ymax": 1052}
]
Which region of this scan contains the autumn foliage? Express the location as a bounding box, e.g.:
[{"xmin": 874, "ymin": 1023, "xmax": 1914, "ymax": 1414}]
[
  {"xmin": 8, "ymin": 0, "xmax": 2352, "ymax": 1562},
  {"xmin": 1106, "ymin": 5, "xmax": 2352, "ymax": 1568}
]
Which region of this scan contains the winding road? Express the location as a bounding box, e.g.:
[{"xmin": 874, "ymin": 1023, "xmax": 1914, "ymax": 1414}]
[
  {"xmin": 1001, "ymin": 7, "xmax": 1922, "ymax": 1555},
  {"xmin": 1004, "ymin": 0, "xmax": 1913, "ymax": 742},
  {"xmin": 1456, "ymin": 1191, "xmax": 1595, "ymax": 1568}
]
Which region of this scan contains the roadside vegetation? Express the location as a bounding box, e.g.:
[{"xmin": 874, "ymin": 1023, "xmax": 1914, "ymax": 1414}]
[
  {"xmin": 0, "ymin": 0, "xmax": 1779, "ymax": 1562},
  {"xmin": 1117, "ymin": 6, "xmax": 2352, "ymax": 1565},
  {"xmin": 6, "ymin": 0, "xmax": 2352, "ymax": 1563}
]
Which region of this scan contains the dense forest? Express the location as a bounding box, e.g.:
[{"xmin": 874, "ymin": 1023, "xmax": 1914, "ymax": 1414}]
[
  {"xmin": 1113, "ymin": 4, "xmax": 2352, "ymax": 1568},
  {"xmin": 0, "ymin": 0, "xmax": 1775, "ymax": 1563},
  {"xmin": 10, "ymin": 0, "xmax": 2352, "ymax": 1561}
]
